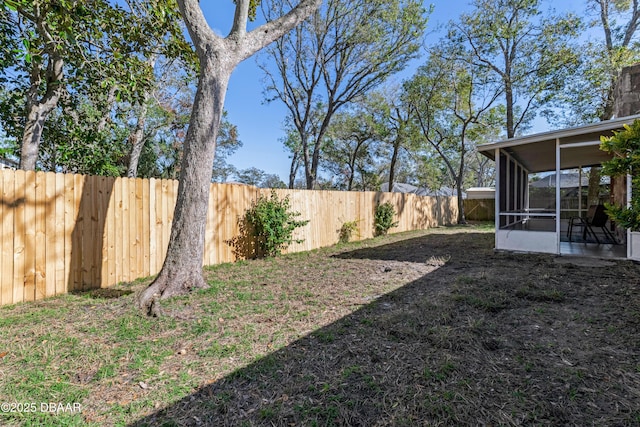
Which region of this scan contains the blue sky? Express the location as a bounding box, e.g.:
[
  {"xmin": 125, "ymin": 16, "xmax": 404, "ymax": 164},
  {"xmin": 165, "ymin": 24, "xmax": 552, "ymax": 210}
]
[{"xmin": 199, "ymin": 0, "xmax": 588, "ymax": 183}]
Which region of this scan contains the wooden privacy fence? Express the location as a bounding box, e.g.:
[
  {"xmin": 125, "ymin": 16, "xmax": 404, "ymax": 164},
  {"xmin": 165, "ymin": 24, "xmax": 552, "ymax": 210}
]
[
  {"xmin": 464, "ymin": 199, "xmax": 495, "ymax": 221},
  {"xmin": 0, "ymin": 169, "xmax": 458, "ymax": 306}
]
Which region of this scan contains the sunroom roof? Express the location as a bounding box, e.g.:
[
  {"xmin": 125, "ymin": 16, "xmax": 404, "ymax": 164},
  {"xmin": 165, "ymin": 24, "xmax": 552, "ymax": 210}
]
[{"xmin": 477, "ymin": 114, "xmax": 640, "ymax": 173}]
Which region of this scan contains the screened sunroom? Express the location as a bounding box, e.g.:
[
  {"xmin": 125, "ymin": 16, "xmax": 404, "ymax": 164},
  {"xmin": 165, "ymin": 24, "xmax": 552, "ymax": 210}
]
[{"xmin": 477, "ymin": 114, "xmax": 640, "ymax": 260}]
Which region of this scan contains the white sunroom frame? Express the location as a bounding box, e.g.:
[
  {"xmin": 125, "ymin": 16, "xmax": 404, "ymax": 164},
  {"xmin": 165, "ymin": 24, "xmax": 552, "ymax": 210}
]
[{"xmin": 477, "ymin": 114, "xmax": 640, "ymax": 260}]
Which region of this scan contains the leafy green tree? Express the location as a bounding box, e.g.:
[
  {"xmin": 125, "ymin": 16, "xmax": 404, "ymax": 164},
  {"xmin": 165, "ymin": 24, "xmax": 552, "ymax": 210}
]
[
  {"xmin": 211, "ymin": 112, "xmax": 243, "ymax": 182},
  {"xmin": 406, "ymin": 47, "xmax": 501, "ymax": 224},
  {"xmin": 138, "ymin": 0, "xmax": 322, "ymax": 316},
  {"xmin": 561, "ymin": 0, "xmax": 640, "ymax": 207},
  {"xmin": 122, "ymin": 0, "xmax": 196, "ymax": 178},
  {"xmin": 449, "ymin": 0, "xmax": 581, "ymax": 138},
  {"xmin": 0, "ymin": 1, "xmax": 138, "ymax": 169},
  {"xmin": 279, "ymin": 125, "xmax": 303, "ymax": 189},
  {"xmin": 0, "ymin": 0, "xmax": 188, "ymax": 172},
  {"xmin": 463, "ymin": 128, "xmax": 500, "ymax": 188},
  {"xmin": 128, "ymin": 60, "xmax": 242, "ymax": 182},
  {"xmin": 234, "ymin": 167, "xmax": 286, "ymax": 188},
  {"xmin": 235, "ymin": 167, "xmax": 266, "ymax": 187},
  {"xmin": 261, "ymin": 173, "xmax": 287, "ymax": 189},
  {"xmin": 554, "ymin": 0, "xmax": 639, "ymax": 125},
  {"xmin": 38, "ymin": 99, "xmax": 129, "ymax": 175},
  {"xmin": 261, "ymin": 0, "xmax": 428, "ymax": 189},
  {"xmin": 322, "ymin": 101, "xmax": 382, "ymax": 191},
  {"xmin": 366, "ymin": 87, "xmax": 422, "ymax": 192},
  {"xmin": 589, "ymin": 0, "xmax": 639, "ymax": 121}
]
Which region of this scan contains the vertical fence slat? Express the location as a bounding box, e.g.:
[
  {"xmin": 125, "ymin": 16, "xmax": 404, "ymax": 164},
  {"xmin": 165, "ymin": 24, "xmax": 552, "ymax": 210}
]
[
  {"xmin": 205, "ymin": 183, "xmax": 214, "ymax": 266},
  {"xmin": 120, "ymin": 177, "xmax": 130, "ymax": 282},
  {"xmin": 23, "ymin": 171, "xmax": 36, "ymax": 301},
  {"xmin": 160, "ymin": 179, "xmax": 169, "ymax": 266},
  {"xmin": 104, "ymin": 177, "xmax": 116, "ymax": 287},
  {"xmin": 94, "ymin": 176, "xmax": 105, "ymax": 287},
  {"xmin": 81, "ymin": 174, "xmax": 94, "ymax": 290},
  {"xmin": 63, "ymin": 174, "xmax": 74, "ymax": 294},
  {"xmin": 128, "ymin": 178, "xmax": 136, "ymax": 280},
  {"xmin": 153, "ymin": 179, "xmax": 162, "ymax": 272},
  {"xmin": 113, "ymin": 177, "xmax": 123, "ymax": 285},
  {"xmin": 93, "ymin": 176, "xmax": 102, "ymax": 287},
  {"xmin": 46, "ymin": 173, "xmax": 58, "ymax": 297},
  {"xmin": 72, "ymin": 174, "xmax": 85, "ymax": 291},
  {"xmin": 1, "ymin": 171, "xmax": 14, "ymax": 305},
  {"xmin": 148, "ymin": 178, "xmax": 157, "ymax": 275},
  {"xmin": 129, "ymin": 178, "xmax": 138, "ymax": 281},
  {"xmin": 135, "ymin": 178, "xmax": 144, "ymax": 278},
  {"xmin": 13, "ymin": 171, "xmax": 26, "ymax": 303},
  {"xmin": 142, "ymin": 178, "xmax": 150, "ymax": 277},
  {"xmin": 34, "ymin": 172, "xmax": 47, "ymax": 300},
  {"xmin": 224, "ymin": 184, "xmax": 238, "ymax": 263},
  {"xmin": 98, "ymin": 177, "xmax": 109, "ymax": 287}
]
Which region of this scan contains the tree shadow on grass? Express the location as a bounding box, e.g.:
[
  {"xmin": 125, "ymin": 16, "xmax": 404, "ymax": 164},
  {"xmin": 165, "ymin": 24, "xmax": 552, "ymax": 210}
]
[
  {"xmin": 129, "ymin": 232, "xmax": 640, "ymax": 426},
  {"xmin": 332, "ymin": 230, "xmax": 492, "ymax": 263}
]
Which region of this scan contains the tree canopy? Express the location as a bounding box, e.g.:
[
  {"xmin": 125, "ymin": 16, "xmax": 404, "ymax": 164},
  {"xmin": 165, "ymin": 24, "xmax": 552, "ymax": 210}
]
[{"xmin": 261, "ymin": 0, "xmax": 428, "ymax": 189}]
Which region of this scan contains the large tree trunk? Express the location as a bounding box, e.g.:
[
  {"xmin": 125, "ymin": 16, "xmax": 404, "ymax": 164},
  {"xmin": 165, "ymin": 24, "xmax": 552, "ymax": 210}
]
[
  {"xmin": 347, "ymin": 139, "xmax": 366, "ymax": 191},
  {"xmin": 288, "ymin": 149, "xmax": 299, "ymax": 189},
  {"xmin": 505, "ymin": 81, "xmax": 515, "ymax": 138},
  {"xmin": 127, "ymin": 55, "xmax": 157, "ymax": 178},
  {"xmin": 456, "ymin": 152, "xmax": 466, "ymax": 225},
  {"xmin": 303, "ymin": 138, "xmax": 314, "ymax": 189},
  {"xmin": 20, "ymin": 55, "xmax": 64, "ymax": 170},
  {"xmin": 388, "ymin": 140, "xmax": 400, "ymax": 192},
  {"xmin": 20, "ymin": 104, "xmax": 49, "ymax": 170},
  {"xmin": 455, "ymin": 177, "xmax": 466, "ymax": 225},
  {"xmin": 309, "ymin": 138, "xmax": 321, "ymax": 189},
  {"xmin": 347, "ymin": 162, "xmax": 355, "ymax": 191},
  {"xmin": 308, "ymin": 117, "xmax": 333, "ymax": 189},
  {"xmin": 126, "ymin": 97, "xmax": 150, "ymax": 178},
  {"xmin": 138, "ymin": 0, "xmax": 321, "ymax": 316},
  {"xmin": 96, "ymin": 85, "xmax": 119, "ymax": 133},
  {"xmin": 138, "ymin": 63, "xmax": 230, "ymax": 316}
]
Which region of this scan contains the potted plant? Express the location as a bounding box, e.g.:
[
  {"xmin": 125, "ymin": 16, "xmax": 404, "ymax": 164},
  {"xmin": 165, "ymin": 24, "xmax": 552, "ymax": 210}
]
[{"xmin": 600, "ymin": 119, "xmax": 640, "ymax": 259}]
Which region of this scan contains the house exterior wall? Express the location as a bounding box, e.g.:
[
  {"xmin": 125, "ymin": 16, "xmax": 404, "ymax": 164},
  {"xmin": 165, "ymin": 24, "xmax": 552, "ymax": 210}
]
[{"xmin": 615, "ymin": 63, "xmax": 640, "ymax": 118}]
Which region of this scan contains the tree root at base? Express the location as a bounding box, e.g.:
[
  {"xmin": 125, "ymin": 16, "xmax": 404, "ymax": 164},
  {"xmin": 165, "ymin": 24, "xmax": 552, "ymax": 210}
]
[{"xmin": 137, "ymin": 272, "xmax": 208, "ymax": 317}]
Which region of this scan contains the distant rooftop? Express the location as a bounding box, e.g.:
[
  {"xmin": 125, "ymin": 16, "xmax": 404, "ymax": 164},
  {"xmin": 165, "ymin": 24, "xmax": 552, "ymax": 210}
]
[{"xmin": 0, "ymin": 157, "xmax": 18, "ymax": 169}]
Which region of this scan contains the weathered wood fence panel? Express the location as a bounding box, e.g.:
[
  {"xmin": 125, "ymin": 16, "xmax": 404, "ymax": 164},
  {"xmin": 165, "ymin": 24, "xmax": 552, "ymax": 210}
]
[
  {"xmin": 0, "ymin": 169, "xmax": 458, "ymax": 306},
  {"xmin": 464, "ymin": 199, "xmax": 495, "ymax": 221}
]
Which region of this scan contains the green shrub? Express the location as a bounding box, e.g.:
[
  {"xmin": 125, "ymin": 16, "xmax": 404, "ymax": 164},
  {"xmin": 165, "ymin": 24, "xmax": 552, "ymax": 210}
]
[
  {"xmin": 243, "ymin": 190, "xmax": 309, "ymax": 258},
  {"xmin": 338, "ymin": 219, "xmax": 360, "ymax": 243},
  {"xmin": 600, "ymin": 120, "xmax": 640, "ymax": 230},
  {"xmin": 374, "ymin": 201, "xmax": 398, "ymax": 236}
]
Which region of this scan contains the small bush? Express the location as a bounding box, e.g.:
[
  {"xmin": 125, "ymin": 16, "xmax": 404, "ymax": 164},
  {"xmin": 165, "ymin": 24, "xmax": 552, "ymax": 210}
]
[
  {"xmin": 600, "ymin": 119, "xmax": 640, "ymax": 230},
  {"xmin": 374, "ymin": 201, "xmax": 398, "ymax": 236},
  {"xmin": 338, "ymin": 220, "xmax": 360, "ymax": 243},
  {"xmin": 237, "ymin": 190, "xmax": 309, "ymax": 258}
]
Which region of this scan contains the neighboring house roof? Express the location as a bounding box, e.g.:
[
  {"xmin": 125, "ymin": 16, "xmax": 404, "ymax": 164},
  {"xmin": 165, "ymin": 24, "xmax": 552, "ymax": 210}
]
[
  {"xmin": 466, "ymin": 187, "xmax": 495, "ymax": 199},
  {"xmin": 0, "ymin": 157, "xmax": 18, "ymax": 169},
  {"xmin": 380, "ymin": 182, "xmax": 466, "ymax": 198},
  {"xmin": 477, "ymin": 114, "xmax": 640, "ymax": 173},
  {"xmin": 529, "ymin": 172, "xmax": 598, "ymax": 189}
]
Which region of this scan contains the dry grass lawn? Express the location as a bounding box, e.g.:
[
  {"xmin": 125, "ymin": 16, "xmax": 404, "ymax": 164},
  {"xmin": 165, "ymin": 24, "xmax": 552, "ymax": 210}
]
[{"xmin": 1, "ymin": 224, "xmax": 639, "ymax": 426}]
